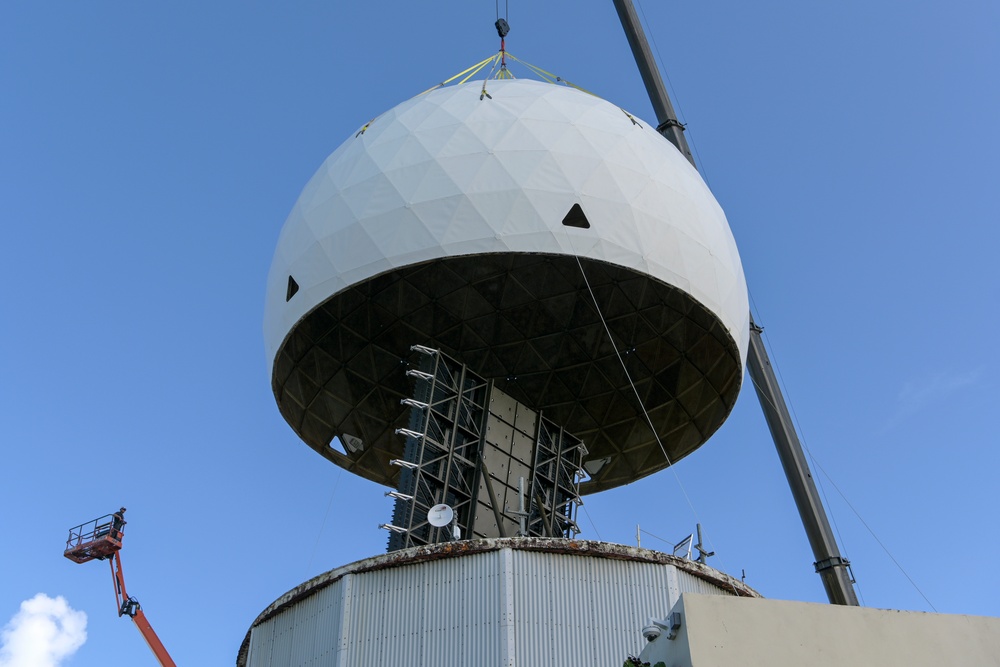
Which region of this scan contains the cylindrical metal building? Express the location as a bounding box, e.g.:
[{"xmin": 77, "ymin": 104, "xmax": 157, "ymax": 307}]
[{"xmin": 238, "ymin": 539, "xmax": 758, "ymax": 667}]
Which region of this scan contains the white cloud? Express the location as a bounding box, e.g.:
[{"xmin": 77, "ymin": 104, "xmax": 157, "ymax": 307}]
[
  {"xmin": 897, "ymin": 368, "xmax": 982, "ymax": 416},
  {"xmin": 881, "ymin": 367, "xmax": 983, "ymax": 431},
  {"xmin": 0, "ymin": 595, "xmax": 87, "ymax": 667}
]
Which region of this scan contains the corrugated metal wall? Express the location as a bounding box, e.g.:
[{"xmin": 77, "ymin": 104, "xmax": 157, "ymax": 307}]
[
  {"xmin": 349, "ymin": 551, "xmax": 507, "ymax": 664},
  {"xmin": 247, "ymin": 548, "xmax": 733, "ymax": 667},
  {"xmin": 247, "ymin": 576, "xmax": 345, "ymax": 665}
]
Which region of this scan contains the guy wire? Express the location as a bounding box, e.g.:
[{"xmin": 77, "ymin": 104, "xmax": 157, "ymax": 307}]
[{"xmin": 568, "ymin": 243, "xmax": 743, "ymax": 597}]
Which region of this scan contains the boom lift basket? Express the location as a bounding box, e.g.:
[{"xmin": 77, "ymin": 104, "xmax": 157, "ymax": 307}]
[{"xmin": 64, "ymin": 512, "xmax": 125, "ymax": 563}]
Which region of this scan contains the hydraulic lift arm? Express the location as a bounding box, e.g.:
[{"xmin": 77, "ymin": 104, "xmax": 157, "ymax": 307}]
[
  {"xmin": 110, "ymin": 550, "xmax": 177, "ymax": 667},
  {"xmin": 64, "ymin": 509, "xmax": 178, "ymax": 666}
]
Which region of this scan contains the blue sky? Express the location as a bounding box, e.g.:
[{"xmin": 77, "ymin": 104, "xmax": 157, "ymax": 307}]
[{"xmin": 2, "ymin": 1, "xmax": 998, "ymax": 664}]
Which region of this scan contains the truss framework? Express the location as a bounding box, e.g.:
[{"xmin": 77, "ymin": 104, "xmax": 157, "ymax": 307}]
[{"xmin": 388, "ymin": 347, "xmax": 584, "ymax": 551}]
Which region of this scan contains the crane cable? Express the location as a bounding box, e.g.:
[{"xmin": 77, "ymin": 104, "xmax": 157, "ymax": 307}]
[
  {"xmin": 747, "ymin": 295, "xmax": 937, "ymax": 611},
  {"xmin": 494, "ymin": 2, "xmax": 511, "ymax": 77},
  {"xmin": 565, "ymin": 240, "xmax": 745, "ymax": 599}
]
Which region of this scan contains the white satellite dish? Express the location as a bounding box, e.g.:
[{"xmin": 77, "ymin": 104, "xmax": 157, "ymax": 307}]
[{"xmin": 427, "ymin": 504, "xmax": 454, "ymax": 527}]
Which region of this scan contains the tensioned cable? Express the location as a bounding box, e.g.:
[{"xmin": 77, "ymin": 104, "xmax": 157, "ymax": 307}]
[
  {"xmin": 809, "ymin": 453, "xmax": 937, "ymax": 611},
  {"xmin": 627, "ymin": 2, "xmax": 827, "ymax": 579},
  {"xmin": 580, "ymin": 503, "xmax": 603, "ymax": 541},
  {"xmin": 750, "ymin": 293, "xmax": 866, "ymax": 606},
  {"xmin": 416, "ymin": 52, "xmax": 607, "ymax": 99},
  {"xmin": 747, "ymin": 293, "xmax": 936, "ymax": 610},
  {"xmin": 635, "ymin": 0, "xmax": 851, "ymax": 583},
  {"xmin": 504, "ymin": 52, "xmax": 559, "ymax": 84},
  {"xmin": 569, "ymin": 255, "xmax": 682, "ymax": 486},
  {"xmin": 743, "ymin": 358, "xmax": 869, "ymax": 605},
  {"xmin": 411, "ymin": 54, "xmax": 643, "ymax": 134},
  {"xmin": 502, "ymin": 53, "xmax": 599, "ymax": 97},
  {"xmin": 306, "ymin": 467, "xmax": 343, "ymax": 577},
  {"xmin": 404, "ymin": 51, "xmax": 738, "ymax": 589},
  {"xmin": 566, "ymin": 243, "xmax": 743, "ymax": 597},
  {"xmin": 638, "ymin": 527, "xmax": 689, "ymax": 549},
  {"xmin": 604, "ymin": 0, "xmax": 721, "ymax": 564},
  {"xmin": 748, "ymin": 290, "xmax": 864, "ymax": 604},
  {"xmin": 633, "ymin": 5, "xmax": 849, "ymax": 586},
  {"xmin": 416, "ymin": 53, "xmax": 499, "ymax": 96},
  {"xmin": 638, "ymin": 528, "xmax": 674, "ymax": 545}
]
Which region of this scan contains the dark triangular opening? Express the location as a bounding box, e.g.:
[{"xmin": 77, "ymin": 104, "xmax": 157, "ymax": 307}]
[
  {"xmin": 562, "ymin": 203, "xmax": 591, "ymax": 229},
  {"xmin": 286, "ymin": 275, "xmax": 299, "ymax": 302}
]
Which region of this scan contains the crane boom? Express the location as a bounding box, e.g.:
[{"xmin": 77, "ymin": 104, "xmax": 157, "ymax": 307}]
[{"xmin": 611, "ymin": 0, "xmax": 860, "ymax": 607}]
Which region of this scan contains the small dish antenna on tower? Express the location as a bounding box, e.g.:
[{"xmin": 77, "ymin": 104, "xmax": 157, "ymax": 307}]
[{"xmin": 427, "ymin": 504, "xmax": 454, "ymax": 528}]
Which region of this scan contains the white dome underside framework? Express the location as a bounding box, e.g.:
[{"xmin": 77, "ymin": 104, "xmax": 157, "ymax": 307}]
[{"xmin": 264, "ymin": 79, "xmax": 749, "ymax": 493}]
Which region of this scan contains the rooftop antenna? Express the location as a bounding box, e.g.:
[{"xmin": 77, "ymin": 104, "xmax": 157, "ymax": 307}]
[
  {"xmin": 612, "ymin": 0, "xmax": 859, "ymax": 606},
  {"xmin": 511, "ymin": 477, "xmax": 529, "ymax": 537},
  {"xmin": 428, "ymin": 504, "xmax": 448, "ymax": 525},
  {"xmin": 694, "ymin": 523, "xmax": 715, "ymax": 564},
  {"xmin": 427, "ymin": 503, "xmax": 456, "ymax": 540},
  {"xmin": 672, "ymin": 533, "xmax": 694, "ymax": 560}
]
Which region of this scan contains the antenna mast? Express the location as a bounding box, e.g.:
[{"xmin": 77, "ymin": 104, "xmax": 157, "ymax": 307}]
[{"xmin": 611, "ymin": 0, "xmax": 859, "ymax": 606}]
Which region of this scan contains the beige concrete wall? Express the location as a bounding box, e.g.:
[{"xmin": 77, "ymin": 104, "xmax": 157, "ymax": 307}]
[{"xmin": 640, "ymin": 594, "xmax": 1000, "ymax": 667}]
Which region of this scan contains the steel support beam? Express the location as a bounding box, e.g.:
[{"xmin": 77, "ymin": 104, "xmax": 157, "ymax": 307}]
[
  {"xmin": 613, "ymin": 0, "xmax": 859, "ymax": 606},
  {"xmin": 747, "ymin": 322, "xmax": 859, "ymax": 605},
  {"xmin": 611, "ymin": 0, "xmax": 695, "ymax": 167}
]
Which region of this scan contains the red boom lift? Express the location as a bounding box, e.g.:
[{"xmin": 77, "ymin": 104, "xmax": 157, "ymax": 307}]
[{"xmin": 64, "ymin": 509, "xmax": 176, "ymax": 666}]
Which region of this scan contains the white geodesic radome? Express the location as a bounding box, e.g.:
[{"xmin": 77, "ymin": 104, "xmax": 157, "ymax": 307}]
[{"xmin": 264, "ymin": 78, "xmax": 749, "ymax": 492}]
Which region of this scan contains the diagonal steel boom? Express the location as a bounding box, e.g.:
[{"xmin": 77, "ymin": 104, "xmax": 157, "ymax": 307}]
[{"xmin": 612, "ymin": 0, "xmax": 859, "ymax": 606}]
